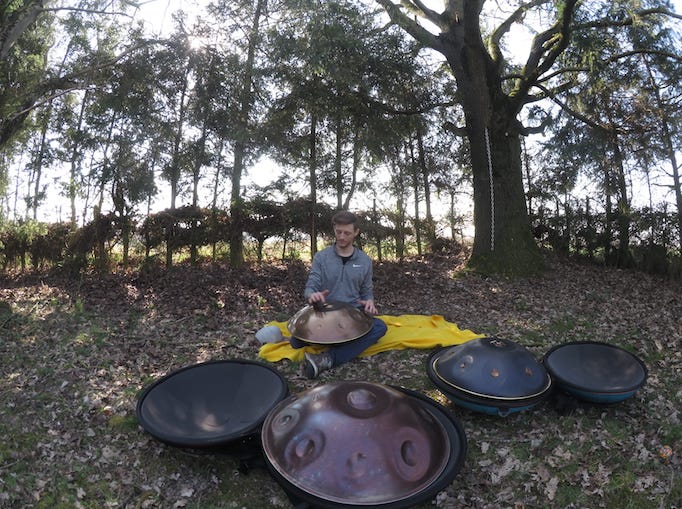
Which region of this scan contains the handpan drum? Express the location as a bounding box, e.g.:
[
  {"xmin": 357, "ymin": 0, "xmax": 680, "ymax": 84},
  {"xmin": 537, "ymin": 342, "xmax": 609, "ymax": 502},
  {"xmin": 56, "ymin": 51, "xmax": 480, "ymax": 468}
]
[
  {"xmin": 427, "ymin": 337, "xmax": 552, "ymax": 416},
  {"xmin": 287, "ymin": 300, "xmax": 373, "ymax": 344},
  {"xmin": 261, "ymin": 381, "xmax": 467, "ymax": 508},
  {"xmin": 542, "ymin": 341, "xmax": 647, "ymax": 404},
  {"xmin": 136, "ymin": 359, "xmax": 288, "ymax": 448}
]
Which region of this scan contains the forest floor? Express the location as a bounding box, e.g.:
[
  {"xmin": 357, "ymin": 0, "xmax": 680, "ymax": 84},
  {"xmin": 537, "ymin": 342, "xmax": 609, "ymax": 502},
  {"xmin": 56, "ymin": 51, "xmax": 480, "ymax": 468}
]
[{"xmin": 0, "ymin": 248, "xmax": 680, "ymax": 509}]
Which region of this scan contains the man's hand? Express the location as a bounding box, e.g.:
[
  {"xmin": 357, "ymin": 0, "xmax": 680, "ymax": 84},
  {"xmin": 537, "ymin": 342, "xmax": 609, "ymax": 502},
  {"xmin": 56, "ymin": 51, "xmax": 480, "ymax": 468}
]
[
  {"xmin": 308, "ymin": 289, "xmax": 330, "ymax": 305},
  {"xmin": 358, "ymin": 299, "xmax": 377, "ymax": 315}
]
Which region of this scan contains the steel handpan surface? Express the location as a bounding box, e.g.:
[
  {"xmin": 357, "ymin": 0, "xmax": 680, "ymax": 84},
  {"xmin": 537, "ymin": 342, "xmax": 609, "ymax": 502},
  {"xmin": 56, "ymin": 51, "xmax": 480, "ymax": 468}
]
[
  {"xmin": 261, "ymin": 381, "xmax": 461, "ymax": 507},
  {"xmin": 429, "ymin": 337, "xmax": 551, "ymax": 401},
  {"xmin": 542, "ymin": 341, "xmax": 647, "ymax": 402},
  {"xmin": 136, "ymin": 359, "xmax": 288, "ymax": 448},
  {"xmin": 427, "ymin": 338, "xmax": 552, "ymax": 416},
  {"xmin": 287, "ymin": 300, "xmax": 373, "ymax": 344}
]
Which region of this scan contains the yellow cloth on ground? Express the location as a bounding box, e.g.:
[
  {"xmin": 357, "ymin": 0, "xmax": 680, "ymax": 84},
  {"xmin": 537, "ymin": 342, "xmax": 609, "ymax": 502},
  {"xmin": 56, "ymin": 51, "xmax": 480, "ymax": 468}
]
[{"xmin": 257, "ymin": 314, "xmax": 484, "ymax": 363}]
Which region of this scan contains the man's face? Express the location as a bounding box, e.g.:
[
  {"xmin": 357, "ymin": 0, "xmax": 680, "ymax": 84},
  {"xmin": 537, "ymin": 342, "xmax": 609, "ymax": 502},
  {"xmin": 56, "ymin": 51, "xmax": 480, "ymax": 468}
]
[{"xmin": 334, "ymin": 223, "xmax": 359, "ymax": 248}]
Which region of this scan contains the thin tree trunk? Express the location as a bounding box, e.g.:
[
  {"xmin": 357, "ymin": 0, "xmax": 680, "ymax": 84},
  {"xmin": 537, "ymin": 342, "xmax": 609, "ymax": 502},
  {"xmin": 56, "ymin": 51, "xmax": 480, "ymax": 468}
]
[
  {"xmin": 416, "ymin": 124, "xmax": 436, "ymax": 247},
  {"xmin": 166, "ymin": 58, "xmax": 191, "ymax": 268},
  {"xmin": 190, "ymin": 123, "xmax": 207, "ymax": 265},
  {"xmin": 372, "ymin": 198, "xmax": 382, "ymax": 262},
  {"xmin": 522, "ymin": 136, "xmax": 533, "ymax": 220},
  {"xmin": 230, "ymin": 0, "xmax": 265, "ymax": 267},
  {"xmin": 609, "ymin": 130, "xmax": 632, "ymax": 267},
  {"xmin": 409, "ymin": 135, "xmax": 422, "ymax": 255},
  {"xmin": 211, "ymin": 138, "xmax": 225, "ymax": 262},
  {"xmin": 30, "ymin": 114, "xmax": 50, "ymax": 220},
  {"xmin": 602, "ymin": 153, "xmax": 615, "ymax": 264},
  {"xmin": 309, "ymin": 111, "xmax": 318, "ymax": 258},
  {"xmin": 642, "ymin": 55, "xmax": 682, "ymax": 251},
  {"xmin": 342, "ymin": 128, "xmax": 360, "ymax": 211},
  {"xmin": 68, "ymin": 90, "xmax": 89, "ymax": 228},
  {"xmin": 391, "ymin": 151, "xmax": 406, "ymax": 261},
  {"xmin": 335, "ymin": 119, "xmax": 343, "ymax": 210}
]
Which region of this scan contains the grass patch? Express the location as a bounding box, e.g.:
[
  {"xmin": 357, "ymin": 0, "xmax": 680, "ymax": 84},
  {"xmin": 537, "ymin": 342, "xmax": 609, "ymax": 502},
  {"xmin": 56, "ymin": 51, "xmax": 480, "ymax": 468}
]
[
  {"xmin": 107, "ymin": 413, "xmax": 139, "ymax": 431},
  {"xmin": 1, "ymin": 257, "xmax": 680, "ymax": 509}
]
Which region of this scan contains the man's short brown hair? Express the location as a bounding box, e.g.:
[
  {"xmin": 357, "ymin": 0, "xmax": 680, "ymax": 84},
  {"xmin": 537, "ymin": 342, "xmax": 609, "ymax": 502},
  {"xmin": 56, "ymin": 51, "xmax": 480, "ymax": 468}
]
[{"xmin": 332, "ymin": 210, "xmax": 358, "ymax": 227}]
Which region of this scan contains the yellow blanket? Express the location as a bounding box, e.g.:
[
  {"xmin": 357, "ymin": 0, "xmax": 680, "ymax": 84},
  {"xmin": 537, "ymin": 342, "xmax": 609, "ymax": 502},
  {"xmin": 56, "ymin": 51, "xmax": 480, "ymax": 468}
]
[{"xmin": 257, "ymin": 314, "xmax": 484, "ymax": 362}]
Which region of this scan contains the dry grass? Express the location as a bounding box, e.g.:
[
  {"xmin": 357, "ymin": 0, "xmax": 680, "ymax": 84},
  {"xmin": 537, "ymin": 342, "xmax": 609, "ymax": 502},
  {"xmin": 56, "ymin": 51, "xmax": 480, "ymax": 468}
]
[{"xmin": 0, "ymin": 251, "xmax": 680, "ymax": 508}]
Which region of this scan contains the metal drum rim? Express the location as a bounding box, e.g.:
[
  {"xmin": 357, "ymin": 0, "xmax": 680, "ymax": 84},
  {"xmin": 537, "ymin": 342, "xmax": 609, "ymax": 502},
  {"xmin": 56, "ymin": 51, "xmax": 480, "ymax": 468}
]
[
  {"xmin": 260, "ymin": 381, "xmax": 467, "ymax": 508},
  {"xmin": 542, "ymin": 341, "xmax": 647, "ymax": 395},
  {"xmin": 136, "ymin": 359, "xmax": 289, "ymax": 448},
  {"xmin": 430, "ymin": 353, "xmax": 553, "ymax": 402}
]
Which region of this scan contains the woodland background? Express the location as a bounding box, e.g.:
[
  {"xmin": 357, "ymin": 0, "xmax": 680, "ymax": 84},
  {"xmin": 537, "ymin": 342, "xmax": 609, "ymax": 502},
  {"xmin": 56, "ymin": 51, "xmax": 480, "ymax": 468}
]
[
  {"xmin": 1, "ymin": 0, "xmax": 681, "ymax": 276},
  {"xmin": 1, "ymin": 2, "xmax": 682, "ymax": 507}
]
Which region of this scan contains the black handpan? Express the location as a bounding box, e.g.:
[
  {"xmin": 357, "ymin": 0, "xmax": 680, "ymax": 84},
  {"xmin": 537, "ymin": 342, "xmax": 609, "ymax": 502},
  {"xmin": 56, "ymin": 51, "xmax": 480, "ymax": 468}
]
[{"xmin": 137, "ymin": 359, "xmax": 288, "ymax": 448}]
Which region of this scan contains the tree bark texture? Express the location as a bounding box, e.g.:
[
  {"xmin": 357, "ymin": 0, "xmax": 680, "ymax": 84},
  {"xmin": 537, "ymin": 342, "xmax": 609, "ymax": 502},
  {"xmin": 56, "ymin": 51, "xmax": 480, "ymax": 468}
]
[
  {"xmin": 376, "ymin": 0, "xmax": 543, "ymax": 274},
  {"xmin": 230, "ymin": 0, "xmax": 265, "ymax": 267}
]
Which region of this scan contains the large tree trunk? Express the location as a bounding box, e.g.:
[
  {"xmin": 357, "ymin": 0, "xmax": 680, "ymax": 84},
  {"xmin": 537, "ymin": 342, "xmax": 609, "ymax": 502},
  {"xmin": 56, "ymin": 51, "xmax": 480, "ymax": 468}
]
[
  {"xmin": 439, "ymin": 6, "xmax": 541, "ymax": 274},
  {"xmin": 467, "ymin": 120, "xmax": 542, "ymax": 274},
  {"xmin": 375, "ymin": 0, "xmax": 553, "ymax": 275}
]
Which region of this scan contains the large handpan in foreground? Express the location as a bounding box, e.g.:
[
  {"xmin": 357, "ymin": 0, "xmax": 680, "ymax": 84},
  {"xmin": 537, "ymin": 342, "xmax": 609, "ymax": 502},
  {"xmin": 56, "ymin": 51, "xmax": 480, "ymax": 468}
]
[{"xmin": 261, "ymin": 381, "xmax": 467, "ymax": 508}]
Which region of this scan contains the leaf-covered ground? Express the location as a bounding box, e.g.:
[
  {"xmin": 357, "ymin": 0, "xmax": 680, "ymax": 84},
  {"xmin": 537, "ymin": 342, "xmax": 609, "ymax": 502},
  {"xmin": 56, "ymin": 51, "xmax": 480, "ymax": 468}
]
[{"xmin": 0, "ymin": 251, "xmax": 680, "ymax": 509}]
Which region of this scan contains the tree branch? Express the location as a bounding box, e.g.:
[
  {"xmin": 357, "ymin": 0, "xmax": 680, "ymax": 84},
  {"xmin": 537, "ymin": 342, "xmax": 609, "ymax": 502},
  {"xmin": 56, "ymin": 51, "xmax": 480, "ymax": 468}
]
[
  {"xmin": 574, "ymin": 7, "xmax": 682, "ymax": 29},
  {"xmin": 1, "ymin": 40, "xmax": 161, "ymax": 147},
  {"xmin": 402, "ymin": 0, "xmax": 444, "ymax": 30},
  {"xmin": 373, "ymin": 0, "xmax": 447, "ymax": 53},
  {"xmin": 532, "ymin": 82, "xmax": 615, "ymax": 133},
  {"xmin": 443, "ymin": 120, "xmax": 467, "ymax": 136},
  {"xmin": 43, "ymin": 6, "xmax": 132, "ymax": 18},
  {"xmin": 505, "ymin": 0, "xmax": 580, "ymax": 117},
  {"xmin": 488, "ymin": 0, "xmax": 549, "ymax": 67}
]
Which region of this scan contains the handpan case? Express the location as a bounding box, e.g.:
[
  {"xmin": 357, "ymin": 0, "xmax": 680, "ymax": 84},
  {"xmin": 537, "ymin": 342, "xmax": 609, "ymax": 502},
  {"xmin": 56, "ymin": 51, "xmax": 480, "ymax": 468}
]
[
  {"xmin": 542, "ymin": 341, "xmax": 647, "ymax": 404},
  {"xmin": 287, "ymin": 300, "xmax": 373, "ymax": 344},
  {"xmin": 427, "ymin": 337, "xmax": 552, "ymax": 416},
  {"xmin": 136, "ymin": 359, "xmax": 288, "ymax": 448}
]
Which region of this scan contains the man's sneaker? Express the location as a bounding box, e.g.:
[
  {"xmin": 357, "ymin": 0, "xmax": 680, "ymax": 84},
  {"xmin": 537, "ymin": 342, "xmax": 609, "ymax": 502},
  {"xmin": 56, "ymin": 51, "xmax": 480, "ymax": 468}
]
[{"xmin": 303, "ymin": 352, "xmax": 334, "ymax": 379}]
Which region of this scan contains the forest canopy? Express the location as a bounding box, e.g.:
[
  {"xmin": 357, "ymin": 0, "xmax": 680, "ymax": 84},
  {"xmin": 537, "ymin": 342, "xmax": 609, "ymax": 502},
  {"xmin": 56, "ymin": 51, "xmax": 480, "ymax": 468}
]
[{"xmin": 0, "ymin": 0, "xmax": 681, "ymax": 276}]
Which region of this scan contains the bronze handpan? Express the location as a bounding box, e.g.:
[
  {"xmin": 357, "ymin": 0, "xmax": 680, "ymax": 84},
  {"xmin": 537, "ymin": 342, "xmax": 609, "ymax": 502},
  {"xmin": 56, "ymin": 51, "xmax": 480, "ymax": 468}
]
[
  {"xmin": 261, "ymin": 381, "xmax": 457, "ymax": 506},
  {"xmin": 287, "ymin": 300, "xmax": 373, "ymax": 344}
]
